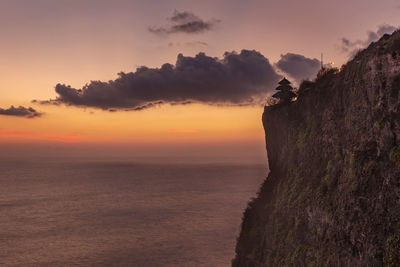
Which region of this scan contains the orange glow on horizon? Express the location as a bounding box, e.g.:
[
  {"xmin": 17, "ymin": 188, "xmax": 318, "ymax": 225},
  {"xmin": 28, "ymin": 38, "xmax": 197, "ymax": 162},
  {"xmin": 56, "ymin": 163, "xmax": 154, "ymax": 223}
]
[
  {"xmin": 0, "ymin": 103, "xmax": 266, "ymax": 146},
  {"xmin": 0, "ymin": 130, "xmax": 114, "ymax": 143}
]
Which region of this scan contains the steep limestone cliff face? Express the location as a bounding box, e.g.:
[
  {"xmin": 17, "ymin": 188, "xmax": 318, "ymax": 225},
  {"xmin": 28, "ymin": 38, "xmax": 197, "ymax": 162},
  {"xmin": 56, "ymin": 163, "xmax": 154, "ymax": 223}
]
[{"xmin": 233, "ymin": 32, "xmax": 400, "ymax": 266}]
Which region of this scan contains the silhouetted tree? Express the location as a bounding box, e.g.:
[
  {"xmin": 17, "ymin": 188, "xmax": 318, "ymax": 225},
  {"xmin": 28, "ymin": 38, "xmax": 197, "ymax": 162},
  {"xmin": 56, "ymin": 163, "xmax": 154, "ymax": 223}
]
[{"xmin": 272, "ymin": 78, "xmax": 296, "ymax": 103}]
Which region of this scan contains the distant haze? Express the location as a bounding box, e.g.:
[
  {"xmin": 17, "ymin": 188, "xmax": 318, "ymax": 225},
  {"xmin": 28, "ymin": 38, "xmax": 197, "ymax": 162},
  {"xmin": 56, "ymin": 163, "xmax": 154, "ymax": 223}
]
[{"xmin": 0, "ymin": 140, "xmax": 268, "ymax": 164}]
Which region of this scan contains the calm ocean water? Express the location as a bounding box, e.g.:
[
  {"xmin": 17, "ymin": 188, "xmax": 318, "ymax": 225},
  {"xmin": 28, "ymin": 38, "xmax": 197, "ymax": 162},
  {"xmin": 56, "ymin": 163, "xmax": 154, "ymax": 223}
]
[{"xmin": 0, "ymin": 160, "xmax": 266, "ymax": 266}]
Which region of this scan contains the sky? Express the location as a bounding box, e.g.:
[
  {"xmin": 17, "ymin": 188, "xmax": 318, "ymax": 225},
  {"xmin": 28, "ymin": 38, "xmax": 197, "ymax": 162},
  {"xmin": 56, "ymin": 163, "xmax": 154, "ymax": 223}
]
[{"xmin": 0, "ymin": 0, "xmax": 399, "ymax": 162}]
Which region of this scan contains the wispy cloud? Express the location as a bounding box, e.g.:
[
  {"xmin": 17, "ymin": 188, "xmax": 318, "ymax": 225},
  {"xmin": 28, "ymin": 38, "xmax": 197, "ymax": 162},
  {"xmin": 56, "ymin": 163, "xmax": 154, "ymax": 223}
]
[
  {"xmin": 340, "ymin": 24, "xmax": 398, "ymax": 56},
  {"xmin": 149, "ymin": 10, "xmax": 220, "ymax": 35},
  {"xmin": 0, "ymin": 105, "xmax": 42, "ymax": 118},
  {"xmin": 168, "ymin": 41, "xmax": 208, "ymax": 47}
]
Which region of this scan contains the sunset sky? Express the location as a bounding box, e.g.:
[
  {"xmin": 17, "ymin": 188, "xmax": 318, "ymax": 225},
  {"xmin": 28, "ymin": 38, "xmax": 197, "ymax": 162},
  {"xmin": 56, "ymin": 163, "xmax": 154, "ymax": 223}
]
[{"xmin": 1, "ymin": 0, "xmax": 399, "ymax": 161}]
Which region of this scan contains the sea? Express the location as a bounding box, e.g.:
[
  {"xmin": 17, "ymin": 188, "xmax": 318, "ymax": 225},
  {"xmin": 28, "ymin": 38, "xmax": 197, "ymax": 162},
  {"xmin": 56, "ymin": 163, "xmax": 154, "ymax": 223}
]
[{"xmin": 0, "ymin": 159, "xmax": 267, "ymax": 266}]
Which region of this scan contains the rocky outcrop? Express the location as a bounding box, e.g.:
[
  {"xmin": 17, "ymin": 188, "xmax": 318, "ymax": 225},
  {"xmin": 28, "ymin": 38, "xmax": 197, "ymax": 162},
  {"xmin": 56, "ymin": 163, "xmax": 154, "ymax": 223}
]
[{"xmin": 233, "ymin": 31, "xmax": 400, "ymax": 266}]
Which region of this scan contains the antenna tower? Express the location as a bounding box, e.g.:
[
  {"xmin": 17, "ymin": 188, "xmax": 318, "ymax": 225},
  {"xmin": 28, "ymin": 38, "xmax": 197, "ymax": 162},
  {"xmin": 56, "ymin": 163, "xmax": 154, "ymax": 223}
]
[{"xmin": 321, "ymin": 53, "xmax": 324, "ymax": 70}]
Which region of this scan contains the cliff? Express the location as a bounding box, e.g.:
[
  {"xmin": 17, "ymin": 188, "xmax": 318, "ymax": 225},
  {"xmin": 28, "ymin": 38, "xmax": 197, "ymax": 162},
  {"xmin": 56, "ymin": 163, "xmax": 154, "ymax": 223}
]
[{"xmin": 233, "ymin": 31, "xmax": 400, "ymax": 266}]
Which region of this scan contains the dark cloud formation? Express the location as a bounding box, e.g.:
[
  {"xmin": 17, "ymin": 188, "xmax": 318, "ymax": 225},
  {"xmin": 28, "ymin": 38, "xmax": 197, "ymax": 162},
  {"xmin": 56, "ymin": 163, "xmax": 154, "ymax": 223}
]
[
  {"xmin": 0, "ymin": 106, "xmax": 42, "ymax": 118},
  {"xmin": 39, "ymin": 50, "xmax": 280, "ymax": 111},
  {"xmin": 341, "ymin": 24, "xmax": 398, "ymax": 55},
  {"xmin": 149, "ymin": 10, "xmax": 220, "ymax": 35},
  {"xmin": 275, "ymin": 53, "xmax": 320, "ymax": 83}
]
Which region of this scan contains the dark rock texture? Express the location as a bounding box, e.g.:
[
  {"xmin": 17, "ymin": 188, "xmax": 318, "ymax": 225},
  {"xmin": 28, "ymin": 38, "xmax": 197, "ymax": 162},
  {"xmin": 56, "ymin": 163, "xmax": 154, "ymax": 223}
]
[{"xmin": 233, "ymin": 31, "xmax": 400, "ymax": 266}]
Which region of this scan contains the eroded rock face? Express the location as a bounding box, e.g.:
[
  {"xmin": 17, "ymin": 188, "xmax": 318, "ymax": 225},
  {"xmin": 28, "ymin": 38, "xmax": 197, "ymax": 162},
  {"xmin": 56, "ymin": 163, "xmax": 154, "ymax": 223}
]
[{"xmin": 233, "ymin": 32, "xmax": 400, "ymax": 267}]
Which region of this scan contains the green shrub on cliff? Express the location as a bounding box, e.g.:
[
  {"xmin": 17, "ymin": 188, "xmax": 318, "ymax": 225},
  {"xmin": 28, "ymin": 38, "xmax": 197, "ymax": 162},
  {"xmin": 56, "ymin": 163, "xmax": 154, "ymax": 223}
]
[
  {"xmin": 389, "ymin": 145, "xmax": 400, "ymax": 165},
  {"xmin": 384, "ymin": 232, "xmax": 400, "ymax": 267}
]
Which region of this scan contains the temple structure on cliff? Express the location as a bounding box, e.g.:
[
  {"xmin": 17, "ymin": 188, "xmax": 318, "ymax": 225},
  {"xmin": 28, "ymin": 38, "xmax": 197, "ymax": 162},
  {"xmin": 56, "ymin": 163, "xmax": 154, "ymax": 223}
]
[{"xmin": 272, "ymin": 77, "xmax": 296, "ymax": 103}]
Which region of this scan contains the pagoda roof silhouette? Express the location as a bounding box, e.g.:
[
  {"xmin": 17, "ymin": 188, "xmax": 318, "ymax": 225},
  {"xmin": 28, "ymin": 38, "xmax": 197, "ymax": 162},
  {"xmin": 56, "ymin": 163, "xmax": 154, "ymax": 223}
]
[
  {"xmin": 272, "ymin": 90, "xmax": 296, "ymax": 99},
  {"xmin": 278, "ymin": 77, "xmax": 291, "ymax": 85},
  {"xmin": 276, "ymin": 84, "xmax": 293, "ymax": 91}
]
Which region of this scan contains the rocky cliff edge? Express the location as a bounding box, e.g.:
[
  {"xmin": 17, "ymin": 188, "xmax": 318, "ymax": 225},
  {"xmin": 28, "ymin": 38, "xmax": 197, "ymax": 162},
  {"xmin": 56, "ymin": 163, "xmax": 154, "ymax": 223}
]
[{"xmin": 233, "ymin": 31, "xmax": 400, "ymax": 267}]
